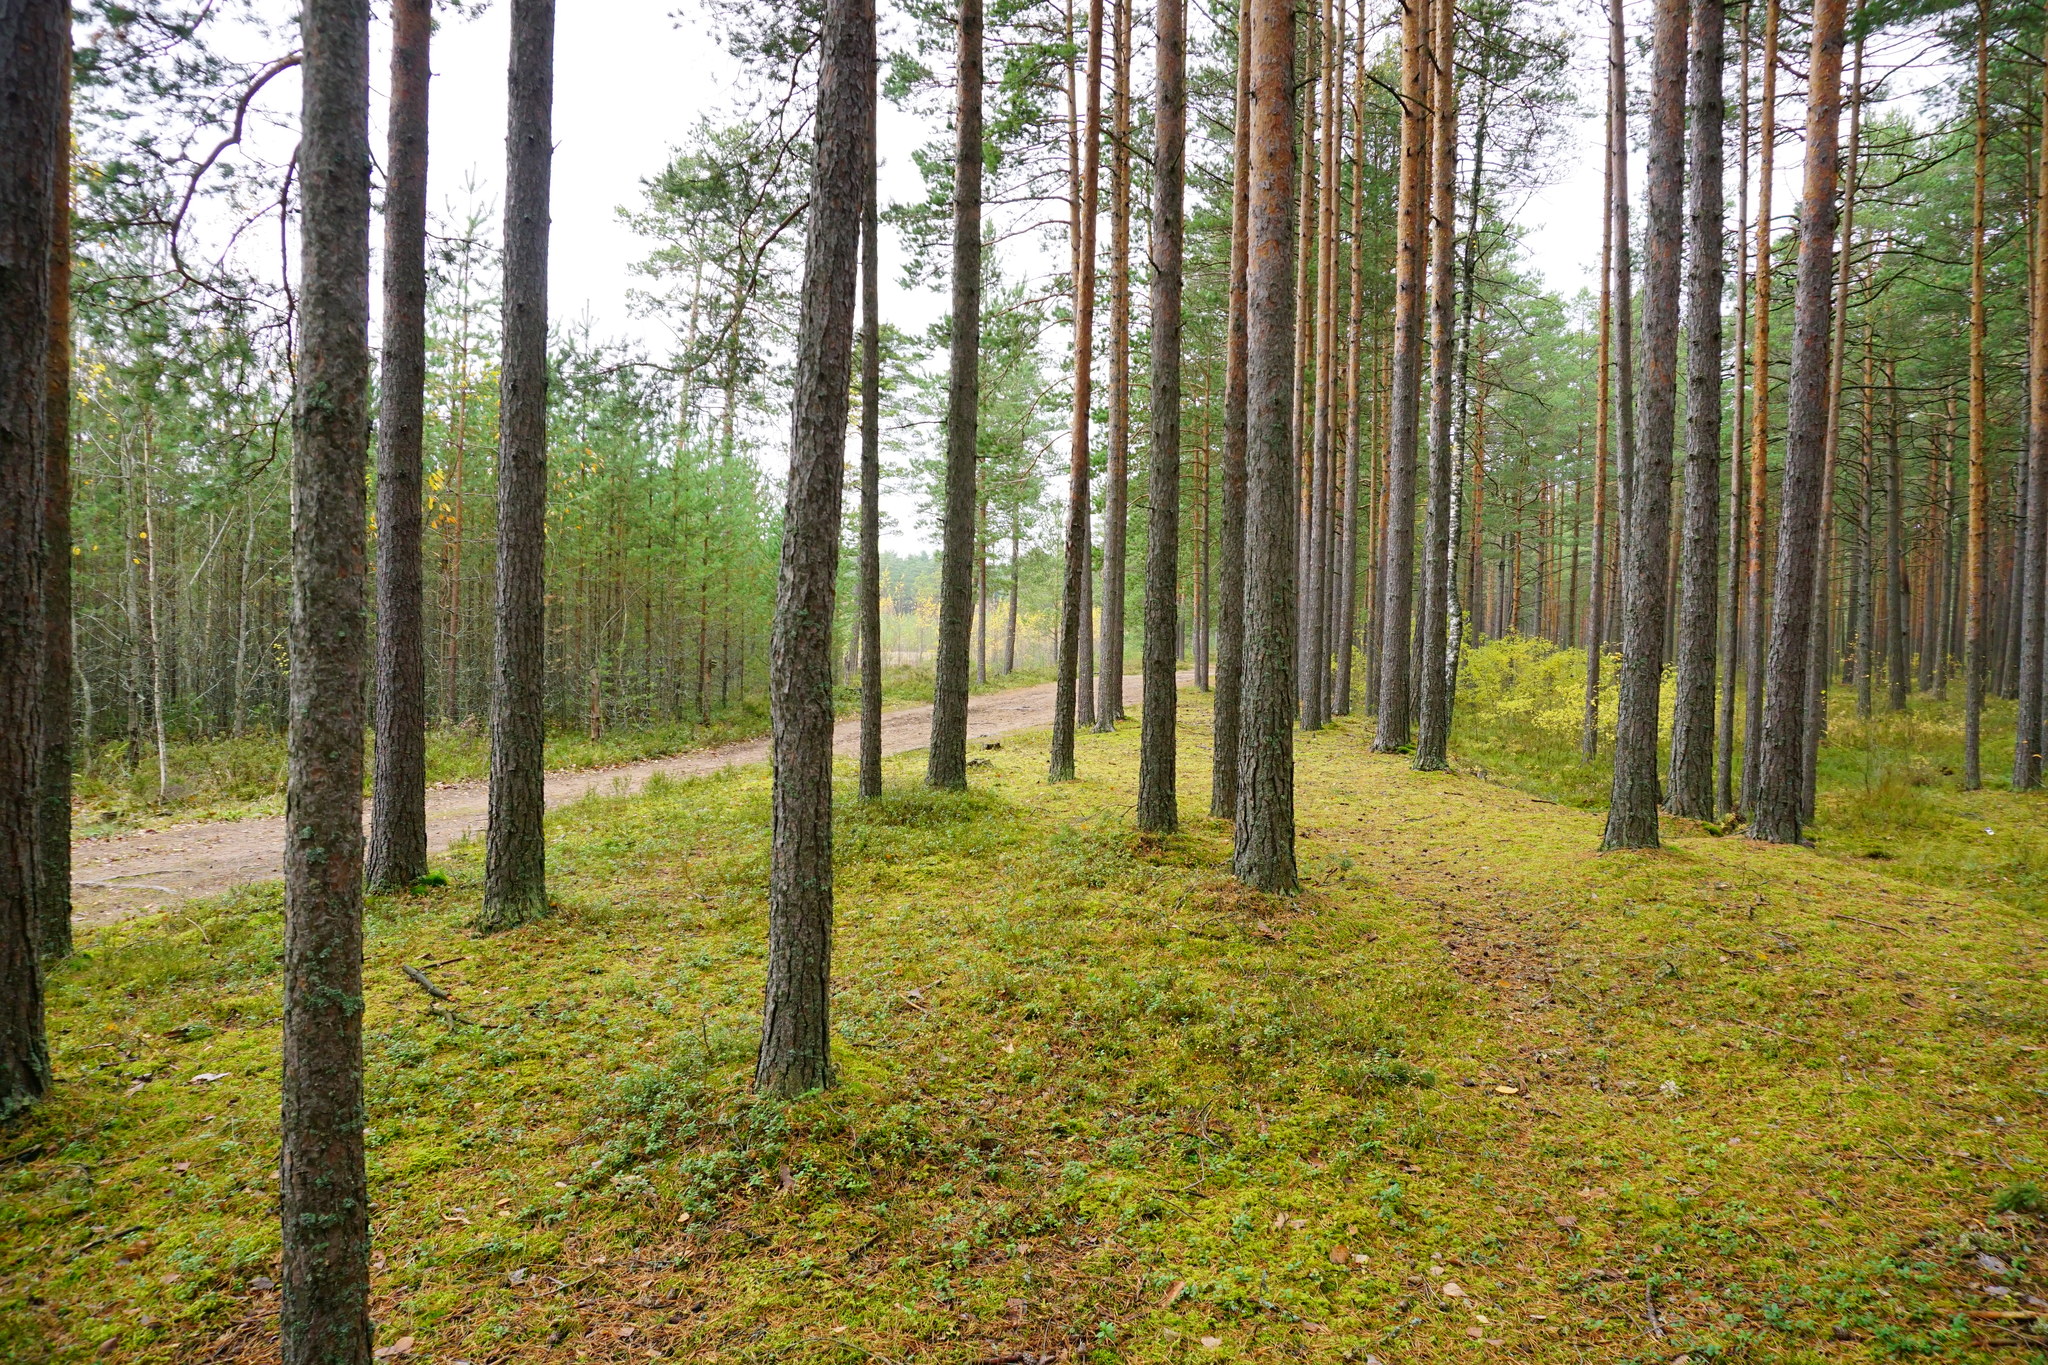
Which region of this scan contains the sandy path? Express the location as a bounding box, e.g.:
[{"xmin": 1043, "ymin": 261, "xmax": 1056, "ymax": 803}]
[{"xmin": 69, "ymin": 676, "xmax": 1167, "ymax": 929}]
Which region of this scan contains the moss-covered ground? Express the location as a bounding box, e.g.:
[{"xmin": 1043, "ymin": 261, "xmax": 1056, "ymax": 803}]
[{"xmin": 5, "ymin": 685, "xmax": 2046, "ymax": 1363}]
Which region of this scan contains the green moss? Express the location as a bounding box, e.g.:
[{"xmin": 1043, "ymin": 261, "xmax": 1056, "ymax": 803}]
[{"xmin": 6, "ymin": 694, "xmax": 2044, "ymax": 1362}]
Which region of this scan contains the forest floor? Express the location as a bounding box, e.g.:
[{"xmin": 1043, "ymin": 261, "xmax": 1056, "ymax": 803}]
[
  {"xmin": 6, "ymin": 690, "xmax": 2048, "ymax": 1364},
  {"xmin": 68, "ymin": 672, "xmax": 1097, "ymax": 928}
]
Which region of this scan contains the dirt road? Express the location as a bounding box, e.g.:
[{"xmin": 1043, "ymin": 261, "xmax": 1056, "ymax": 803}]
[{"xmin": 71, "ymin": 676, "xmax": 1158, "ymax": 929}]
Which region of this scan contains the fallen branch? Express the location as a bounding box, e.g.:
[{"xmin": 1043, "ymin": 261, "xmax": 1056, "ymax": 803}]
[{"xmin": 402, "ymin": 965, "xmax": 451, "ymax": 1001}]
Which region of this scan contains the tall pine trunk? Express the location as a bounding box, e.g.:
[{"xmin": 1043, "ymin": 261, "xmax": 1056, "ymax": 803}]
[
  {"xmin": 1233, "ymin": 0, "xmax": 1298, "ymax": 892},
  {"xmin": 1097, "ymin": 0, "xmax": 1132, "ymax": 729},
  {"xmin": 36, "ymin": 39, "xmax": 70, "ymax": 961},
  {"xmin": 1603, "ymin": 0, "xmax": 1686, "ymax": 850},
  {"xmin": 1211, "ymin": 0, "xmax": 1252, "ymax": 818},
  {"xmin": 1137, "ymin": 0, "xmax": 1185, "ymax": 833},
  {"xmin": 281, "ymin": 0, "xmax": 373, "ymax": 1356},
  {"xmin": 1666, "ymin": 0, "xmax": 1724, "ymax": 821},
  {"xmin": 1963, "ymin": 0, "xmax": 1989, "ymax": 790},
  {"xmin": 1748, "ymin": 0, "xmax": 1845, "ymax": 845},
  {"xmin": 368, "ymin": 0, "xmax": 432, "ymax": 890},
  {"xmin": 1372, "ymin": 0, "xmax": 1429, "ymax": 753},
  {"xmin": 757, "ymin": 0, "xmax": 872, "ymax": 1096},
  {"xmin": 858, "ymin": 74, "xmax": 883, "ymax": 801},
  {"xmin": 1412, "ymin": 0, "xmax": 1457, "ymax": 771},
  {"xmin": 1582, "ymin": 38, "xmax": 1616, "ymax": 763},
  {"xmin": 0, "ymin": 0, "xmax": 63, "ymax": 1120},
  {"xmin": 1717, "ymin": 0, "xmax": 1751, "ymax": 814},
  {"xmin": 2017, "ymin": 26, "xmax": 2048, "ymax": 789},
  {"xmin": 1740, "ymin": 0, "xmax": 1779, "ymax": 814},
  {"xmin": 926, "ymin": 0, "xmax": 981, "ymax": 788},
  {"xmin": 481, "ymin": 0, "xmax": 555, "ymax": 931},
  {"xmin": 1051, "ymin": 0, "xmax": 1105, "ymax": 782}
]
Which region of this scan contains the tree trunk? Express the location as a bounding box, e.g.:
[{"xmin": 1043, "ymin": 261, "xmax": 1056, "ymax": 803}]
[
  {"xmin": 1373, "ymin": 0, "xmax": 1430, "ymax": 753},
  {"xmin": 1051, "ymin": 0, "xmax": 1105, "ymax": 782},
  {"xmin": 481, "ymin": 0, "xmax": 555, "ymax": 931},
  {"xmin": 1334, "ymin": 15, "xmax": 1367, "ymax": 718},
  {"xmin": 0, "ymin": 0, "xmax": 62, "ymax": 1120},
  {"xmin": 368, "ymin": 0, "xmax": 432, "ymax": 890},
  {"xmin": 1963, "ymin": 0, "xmax": 1989, "ymax": 790},
  {"xmin": 1603, "ymin": 0, "xmax": 1686, "ymax": 850},
  {"xmin": 1748, "ymin": 0, "xmax": 1844, "ymax": 845},
  {"xmin": 1803, "ymin": 33, "xmax": 1860, "ymax": 818},
  {"xmin": 926, "ymin": 0, "xmax": 981, "ymax": 789},
  {"xmin": 1740, "ymin": 0, "xmax": 1780, "ymax": 815},
  {"xmin": 757, "ymin": 0, "xmax": 871, "ymax": 1097},
  {"xmin": 2017, "ymin": 26, "xmax": 2048, "ymax": 789},
  {"xmin": 1233, "ymin": 0, "xmax": 1297, "ymax": 892},
  {"xmin": 281, "ymin": 0, "xmax": 373, "ymax": 1356},
  {"xmin": 1097, "ymin": 0, "xmax": 1132, "ymax": 729},
  {"xmin": 36, "ymin": 40, "xmax": 70, "ymax": 961},
  {"xmin": 858, "ymin": 94, "xmax": 883, "ymax": 801},
  {"xmin": 1666, "ymin": 0, "xmax": 1724, "ymax": 821},
  {"xmin": 1582, "ymin": 33, "xmax": 1616, "ymax": 763},
  {"xmin": 1885, "ymin": 360, "xmax": 1907, "ymax": 711},
  {"xmin": 1137, "ymin": 0, "xmax": 1184, "ymax": 833},
  {"xmin": 1609, "ymin": 0, "xmax": 1638, "ymax": 587},
  {"xmin": 1211, "ymin": 0, "xmax": 1251, "ymax": 818},
  {"xmin": 1412, "ymin": 0, "xmax": 1457, "ymax": 771}
]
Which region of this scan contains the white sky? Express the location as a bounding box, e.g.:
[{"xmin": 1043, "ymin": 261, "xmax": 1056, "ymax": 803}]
[{"xmin": 223, "ymin": 0, "xmax": 1944, "ymax": 552}]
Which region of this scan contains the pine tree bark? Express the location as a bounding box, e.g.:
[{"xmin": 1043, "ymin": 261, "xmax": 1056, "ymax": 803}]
[
  {"xmin": 1667, "ymin": 0, "xmax": 1724, "ymax": 820},
  {"xmin": 36, "ymin": 37, "xmax": 70, "ymax": 961},
  {"xmin": 1051, "ymin": 0, "xmax": 1105, "ymax": 782},
  {"xmin": 1740, "ymin": 0, "xmax": 1779, "ymax": 814},
  {"xmin": 1802, "ymin": 33, "xmax": 1859, "ymax": 819},
  {"xmin": 757, "ymin": 0, "xmax": 872, "ymax": 1096},
  {"xmin": 1373, "ymin": 0, "xmax": 1429, "ymax": 753},
  {"xmin": 481, "ymin": 0, "xmax": 555, "ymax": 931},
  {"xmin": 1603, "ymin": 0, "xmax": 1687, "ymax": 850},
  {"xmin": 1097, "ymin": 0, "xmax": 1132, "ymax": 729},
  {"xmin": 1885, "ymin": 360, "xmax": 1907, "ymax": 710},
  {"xmin": 281, "ymin": 0, "xmax": 373, "ymax": 1356},
  {"xmin": 1211, "ymin": 0, "xmax": 1251, "ymax": 818},
  {"xmin": 1963, "ymin": 0, "xmax": 1989, "ymax": 790},
  {"xmin": 368, "ymin": 0, "xmax": 432, "ymax": 890},
  {"xmin": 1301, "ymin": 0, "xmax": 1339, "ymax": 731},
  {"xmin": 1137, "ymin": 0, "xmax": 1184, "ymax": 833},
  {"xmin": 0, "ymin": 0, "xmax": 63, "ymax": 1120},
  {"xmin": 1717, "ymin": 0, "xmax": 1750, "ymax": 815},
  {"xmin": 926, "ymin": 0, "xmax": 981, "ymax": 788},
  {"xmin": 1234, "ymin": 0, "xmax": 1297, "ymax": 892},
  {"xmin": 858, "ymin": 75, "xmax": 884, "ymax": 802},
  {"xmin": 1582, "ymin": 42, "xmax": 1616, "ymax": 762},
  {"xmin": 1334, "ymin": 15, "xmax": 1367, "ymax": 718},
  {"xmin": 1412, "ymin": 0, "xmax": 1457, "ymax": 772},
  {"xmin": 1748, "ymin": 0, "xmax": 1844, "ymax": 845},
  {"xmin": 2017, "ymin": 26, "xmax": 2048, "ymax": 789}
]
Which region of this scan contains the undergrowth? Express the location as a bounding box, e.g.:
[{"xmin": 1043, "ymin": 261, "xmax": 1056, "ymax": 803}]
[{"xmin": 5, "ymin": 694, "xmax": 2044, "ymax": 1363}]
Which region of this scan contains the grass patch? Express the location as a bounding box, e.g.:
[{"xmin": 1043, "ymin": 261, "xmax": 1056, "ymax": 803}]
[{"xmin": 6, "ymin": 694, "xmax": 2045, "ymax": 1362}]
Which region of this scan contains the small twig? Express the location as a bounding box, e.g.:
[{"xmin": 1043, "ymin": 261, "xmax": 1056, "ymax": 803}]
[
  {"xmin": 1831, "ymin": 913, "xmax": 1903, "ymax": 934},
  {"xmin": 1645, "ymin": 1277, "xmax": 1666, "ymax": 1339},
  {"xmin": 421, "ymin": 956, "xmax": 467, "ymax": 970},
  {"xmin": 1874, "ymin": 1136, "xmax": 1934, "ymax": 1167},
  {"xmin": 70, "ymin": 1225, "xmax": 145, "ymax": 1259},
  {"xmin": 402, "ymin": 965, "xmax": 452, "ymax": 1000}
]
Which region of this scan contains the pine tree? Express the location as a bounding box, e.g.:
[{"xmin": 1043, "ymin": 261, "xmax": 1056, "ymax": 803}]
[
  {"xmin": 1233, "ymin": 0, "xmax": 1299, "ymax": 893},
  {"xmin": 1051, "ymin": 0, "xmax": 1105, "ymax": 783},
  {"xmin": 280, "ymin": 0, "xmax": 374, "ymax": 1356},
  {"xmin": 858, "ymin": 61, "xmax": 884, "ymax": 803},
  {"xmin": 368, "ymin": 0, "xmax": 432, "ymax": 890},
  {"xmin": 1748, "ymin": 0, "xmax": 1846, "ymax": 845},
  {"xmin": 1603, "ymin": 0, "xmax": 1687, "ymax": 850},
  {"xmin": 926, "ymin": 0, "xmax": 982, "ymax": 789},
  {"xmin": 1210, "ymin": 0, "xmax": 1251, "ymax": 818},
  {"xmin": 481, "ymin": 0, "xmax": 556, "ymax": 931},
  {"xmin": 1137, "ymin": 0, "xmax": 1184, "ymax": 833},
  {"xmin": 1413, "ymin": 0, "xmax": 1457, "ymax": 772},
  {"xmin": 0, "ymin": 0, "xmax": 64, "ymax": 1120},
  {"xmin": 1665, "ymin": 0, "xmax": 1725, "ymax": 821},
  {"xmin": 36, "ymin": 33, "xmax": 71, "ymax": 961},
  {"xmin": 757, "ymin": 0, "xmax": 874, "ymax": 1097}
]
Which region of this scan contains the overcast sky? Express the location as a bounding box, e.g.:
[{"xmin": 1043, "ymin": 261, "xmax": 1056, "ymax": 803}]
[{"xmin": 350, "ymin": 0, "xmax": 1947, "ymax": 551}]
